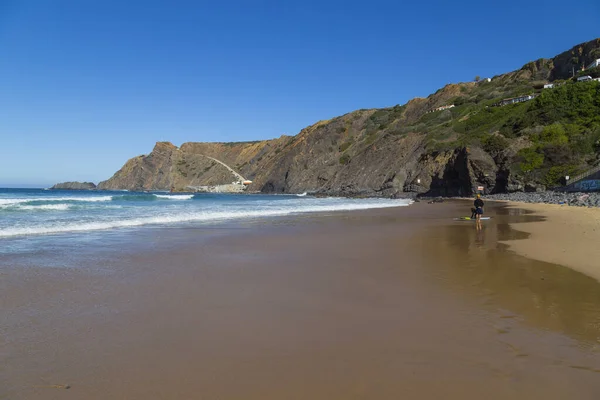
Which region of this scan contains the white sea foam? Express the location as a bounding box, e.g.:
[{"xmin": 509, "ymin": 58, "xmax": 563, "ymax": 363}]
[
  {"xmin": 0, "ymin": 196, "xmax": 113, "ymax": 206},
  {"xmin": 66, "ymin": 196, "xmax": 114, "ymax": 202},
  {"xmin": 0, "ymin": 199, "xmax": 411, "ymax": 238},
  {"xmin": 18, "ymin": 204, "xmax": 72, "ymax": 211},
  {"xmin": 0, "ymin": 199, "xmax": 32, "ymax": 206},
  {"xmin": 154, "ymin": 194, "xmax": 194, "ymax": 200}
]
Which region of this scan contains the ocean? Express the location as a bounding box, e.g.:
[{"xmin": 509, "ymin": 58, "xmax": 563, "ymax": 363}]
[{"xmin": 0, "ymin": 188, "xmax": 412, "ymax": 257}]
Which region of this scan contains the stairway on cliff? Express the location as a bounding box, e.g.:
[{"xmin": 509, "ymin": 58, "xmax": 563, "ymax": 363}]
[{"xmin": 563, "ymin": 163, "xmax": 600, "ymax": 192}]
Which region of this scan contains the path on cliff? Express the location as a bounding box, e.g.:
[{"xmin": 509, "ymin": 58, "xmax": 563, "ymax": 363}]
[{"xmin": 202, "ymin": 155, "xmax": 246, "ymax": 182}]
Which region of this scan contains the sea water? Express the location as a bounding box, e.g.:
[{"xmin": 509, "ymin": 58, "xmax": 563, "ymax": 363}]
[{"xmin": 0, "ymin": 188, "xmax": 411, "ymax": 257}]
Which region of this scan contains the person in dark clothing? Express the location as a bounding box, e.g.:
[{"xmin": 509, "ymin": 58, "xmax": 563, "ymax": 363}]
[{"xmin": 473, "ymin": 194, "xmax": 484, "ymax": 219}]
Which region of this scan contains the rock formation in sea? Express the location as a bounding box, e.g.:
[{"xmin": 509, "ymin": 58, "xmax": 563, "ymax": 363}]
[{"xmin": 50, "ymin": 181, "xmax": 97, "ymax": 190}]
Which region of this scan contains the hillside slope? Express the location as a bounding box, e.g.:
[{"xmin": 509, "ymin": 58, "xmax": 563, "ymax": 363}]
[{"xmin": 99, "ymin": 38, "xmax": 600, "ymax": 196}]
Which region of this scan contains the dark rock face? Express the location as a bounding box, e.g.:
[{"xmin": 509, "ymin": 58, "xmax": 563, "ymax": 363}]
[
  {"xmin": 524, "ymin": 183, "xmax": 546, "ymax": 193},
  {"xmin": 415, "ymin": 147, "xmax": 498, "ymax": 197},
  {"xmin": 50, "ymin": 181, "xmax": 97, "ymax": 190},
  {"xmin": 550, "ymin": 38, "xmax": 600, "ymax": 81}
]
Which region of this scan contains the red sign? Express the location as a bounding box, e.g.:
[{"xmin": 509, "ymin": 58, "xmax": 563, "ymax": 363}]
[{"xmin": 477, "ymin": 186, "xmax": 484, "ymax": 191}]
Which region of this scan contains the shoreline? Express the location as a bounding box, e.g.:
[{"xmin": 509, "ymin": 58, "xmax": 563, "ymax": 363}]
[
  {"xmin": 12, "ymin": 186, "xmax": 600, "ymax": 209},
  {"xmin": 447, "ymin": 197, "xmax": 600, "ymax": 282},
  {"xmin": 500, "ymin": 201, "xmax": 600, "ymax": 282},
  {"xmin": 2, "ymin": 191, "xmax": 599, "ymax": 284}
]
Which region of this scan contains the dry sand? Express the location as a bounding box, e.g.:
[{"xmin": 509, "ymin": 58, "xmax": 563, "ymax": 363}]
[
  {"xmin": 501, "ymin": 202, "xmax": 600, "ymax": 282},
  {"xmin": 1, "ymin": 201, "xmax": 600, "ymax": 399}
]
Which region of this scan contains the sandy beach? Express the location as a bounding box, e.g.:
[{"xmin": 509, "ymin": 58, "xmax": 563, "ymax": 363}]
[
  {"xmin": 2, "ymin": 201, "xmax": 600, "ymax": 399},
  {"xmin": 500, "ymin": 202, "xmax": 600, "ymax": 282}
]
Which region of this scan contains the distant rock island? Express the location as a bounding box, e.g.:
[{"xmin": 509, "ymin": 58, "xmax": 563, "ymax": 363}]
[
  {"xmin": 97, "ymin": 38, "xmax": 600, "ymax": 197},
  {"xmin": 51, "ymin": 181, "xmax": 97, "ymax": 190}
]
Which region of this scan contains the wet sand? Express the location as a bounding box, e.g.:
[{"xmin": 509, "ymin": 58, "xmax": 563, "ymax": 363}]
[
  {"xmin": 500, "ymin": 202, "xmax": 600, "ymax": 282},
  {"xmin": 2, "ymin": 201, "xmax": 600, "ymax": 399}
]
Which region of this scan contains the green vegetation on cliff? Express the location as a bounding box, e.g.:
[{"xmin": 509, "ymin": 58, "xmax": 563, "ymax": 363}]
[{"xmin": 402, "ymin": 78, "xmax": 600, "ymax": 186}]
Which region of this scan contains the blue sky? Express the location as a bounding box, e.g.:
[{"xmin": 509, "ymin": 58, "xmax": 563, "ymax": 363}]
[{"xmin": 1, "ymin": 0, "xmax": 598, "ymax": 186}]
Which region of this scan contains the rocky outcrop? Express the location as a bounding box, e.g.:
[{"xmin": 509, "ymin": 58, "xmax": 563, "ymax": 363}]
[
  {"xmin": 404, "ymin": 147, "xmax": 498, "ymax": 197},
  {"xmin": 50, "ymin": 181, "xmax": 97, "ymax": 190},
  {"xmin": 97, "ymin": 138, "xmax": 293, "ymax": 191}
]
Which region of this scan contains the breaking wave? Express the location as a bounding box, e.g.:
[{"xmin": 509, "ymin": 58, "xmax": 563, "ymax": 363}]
[
  {"xmin": 0, "ymin": 199, "xmax": 412, "ymax": 238},
  {"xmin": 0, "ymin": 196, "xmax": 113, "ymax": 207},
  {"xmin": 154, "ymin": 194, "xmax": 194, "ymax": 200},
  {"xmin": 17, "ymin": 204, "xmax": 72, "ymax": 211}
]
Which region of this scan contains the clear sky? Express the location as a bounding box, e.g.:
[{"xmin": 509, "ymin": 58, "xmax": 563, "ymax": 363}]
[{"xmin": 1, "ymin": 0, "xmax": 598, "ymax": 186}]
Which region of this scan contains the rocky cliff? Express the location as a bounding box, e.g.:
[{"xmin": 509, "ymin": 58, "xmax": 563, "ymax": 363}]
[
  {"xmin": 51, "ymin": 181, "xmax": 97, "ymax": 190},
  {"xmin": 99, "ymin": 38, "xmax": 600, "ymax": 197},
  {"xmin": 97, "ymin": 116, "xmax": 501, "ymax": 197}
]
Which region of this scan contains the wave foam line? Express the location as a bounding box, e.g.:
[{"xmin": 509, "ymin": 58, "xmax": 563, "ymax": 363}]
[
  {"xmin": 0, "ymin": 196, "xmax": 113, "ymax": 206},
  {"xmin": 0, "ymin": 199, "xmax": 411, "ymax": 238},
  {"xmin": 154, "ymin": 194, "xmax": 194, "ymax": 200},
  {"xmin": 18, "ymin": 204, "xmax": 72, "ymax": 211}
]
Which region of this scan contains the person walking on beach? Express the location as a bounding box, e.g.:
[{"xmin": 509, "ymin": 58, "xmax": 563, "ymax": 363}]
[{"xmin": 474, "ymin": 194, "xmax": 484, "ymax": 229}]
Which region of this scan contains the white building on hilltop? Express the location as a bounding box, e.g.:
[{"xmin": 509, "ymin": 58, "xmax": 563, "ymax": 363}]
[
  {"xmin": 427, "ymin": 104, "xmax": 455, "ymax": 113},
  {"xmin": 587, "ymin": 59, "xmax": 600, "ymax": 69},
  {"xmin": 494, "ymin": 94, "xmax": 537, "ymax": 107}
]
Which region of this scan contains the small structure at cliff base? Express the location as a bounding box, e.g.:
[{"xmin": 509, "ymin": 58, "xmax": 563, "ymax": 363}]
[{"xmin": 186, "ymin": 183, "xmax": 247, "ymax": 193}]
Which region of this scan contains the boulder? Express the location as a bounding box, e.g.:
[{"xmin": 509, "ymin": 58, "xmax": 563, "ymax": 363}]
[{"xmin": 524, "ymin": 183, "xmax": 546, "ymax": 193}]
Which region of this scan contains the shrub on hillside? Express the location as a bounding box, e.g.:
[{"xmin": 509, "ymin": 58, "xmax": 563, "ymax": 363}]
[
  {"xmin": 517, "ymin": 147, "xmax": 544, "ymax": 172},
  {"xmin": 482, "ymin": 135, "xmax": 509, "ymax": 155},
  {"xmin": 453, "ymin": 96, "xmax": 466, "ymax": 106},
  {"xmin": 534, "ymin": 123, "xmax": 569, "ymax": 145},
  {"xmin": 339, "ymin": 154, "xmax": 351, "ymax": 165},
  {"xmin": 339, "ymin": 141, "xmax": 352, "ymax": 152},
  {"xmin": 570, "ymin": 127, "xmax": 600, "ymax": 154},
  {"xmin": 541, "ymin": 143, "xmax": 575, "ymax": 166},
  {"xmin": 543, "ymin": 165, "xmax": 580, "ymax": 187}
]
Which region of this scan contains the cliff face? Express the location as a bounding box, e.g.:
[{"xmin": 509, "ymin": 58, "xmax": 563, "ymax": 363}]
[
  {"xmin": 550, "ymin": 38, "xmax": 600, "ymax": 81},
  {"xmin": 97, "ymin": 141, "xmax": 260, "ymax": 191},
  {"xmin": 98, "ymin": 113, "xmax": 500, "ymax": 197},
  {"xmin": 99, "ymin": 38, "xmax": 600, "ymax": 196}
]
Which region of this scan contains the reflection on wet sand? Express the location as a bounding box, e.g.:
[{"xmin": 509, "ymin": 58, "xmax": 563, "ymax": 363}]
[{"xmin": 417, "ymin": 202, "xmax": 600, "ymax": 348}]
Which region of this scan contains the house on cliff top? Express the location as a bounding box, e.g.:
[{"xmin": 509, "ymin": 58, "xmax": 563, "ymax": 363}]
[
  {"xmin": 493, "ymin": 94, "xmax": 537, "ymax": 107},
  {"xmin": 427, "ymin": 104, "xmax": 455, "ymax": 113},
  {"xmin": 587, "ymin": 59, "xmax": 600, "ymax": 69}
]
